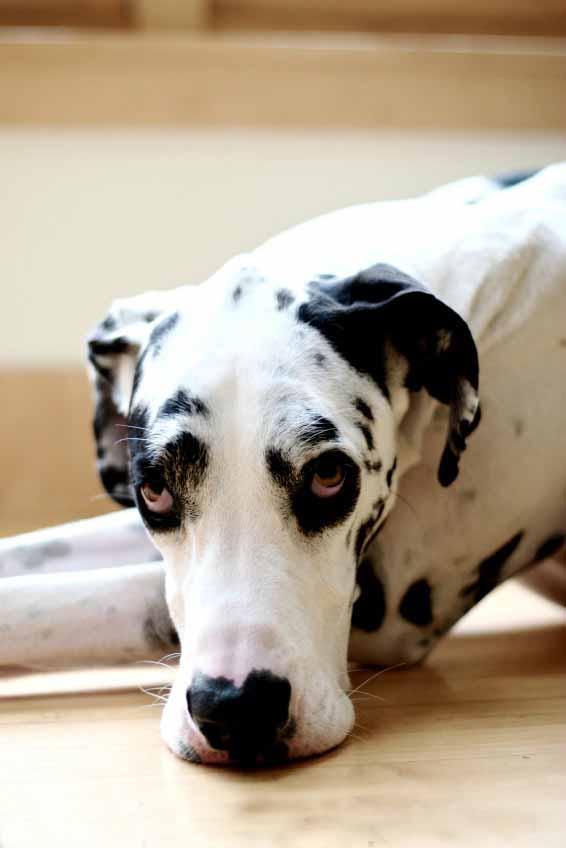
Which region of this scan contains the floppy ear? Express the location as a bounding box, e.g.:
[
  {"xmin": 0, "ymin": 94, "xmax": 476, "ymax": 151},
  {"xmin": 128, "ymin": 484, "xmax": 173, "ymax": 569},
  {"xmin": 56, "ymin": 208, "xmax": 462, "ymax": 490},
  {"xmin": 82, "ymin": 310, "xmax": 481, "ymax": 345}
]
[
  {"xmin": 299, "ymin": 263, "xmax": 480, "ymax": 486},
  {"xmin": 86, "ymin": 290, "xmax": 175, "ymax": 506}
]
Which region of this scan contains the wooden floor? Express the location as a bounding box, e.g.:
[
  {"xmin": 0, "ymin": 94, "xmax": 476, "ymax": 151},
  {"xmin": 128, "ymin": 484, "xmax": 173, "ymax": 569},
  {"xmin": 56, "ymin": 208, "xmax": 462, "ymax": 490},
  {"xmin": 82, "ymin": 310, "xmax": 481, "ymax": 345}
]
[{"xmin": 1, "ymin": 581, "xmax": 564, "ymax": 848}]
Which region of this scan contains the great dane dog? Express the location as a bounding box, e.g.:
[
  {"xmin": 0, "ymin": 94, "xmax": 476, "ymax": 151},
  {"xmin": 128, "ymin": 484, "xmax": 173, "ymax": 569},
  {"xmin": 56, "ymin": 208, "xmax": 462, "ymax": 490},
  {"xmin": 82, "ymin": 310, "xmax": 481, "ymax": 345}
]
[{"xmin": 1, "ymin": 165, "xmax": 565, "ymax": 766}]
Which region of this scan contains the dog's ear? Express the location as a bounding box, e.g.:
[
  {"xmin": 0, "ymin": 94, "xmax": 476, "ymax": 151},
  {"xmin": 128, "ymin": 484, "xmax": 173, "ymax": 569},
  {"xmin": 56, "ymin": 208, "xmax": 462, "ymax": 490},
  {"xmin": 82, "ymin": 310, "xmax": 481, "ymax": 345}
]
[
  {"xmin": 299, "ymin": 263, "xmax": 480, "ymax": 486},
  {"xmin": 87, "ymin": 290, "xmax": 175, "ymax": 506}
]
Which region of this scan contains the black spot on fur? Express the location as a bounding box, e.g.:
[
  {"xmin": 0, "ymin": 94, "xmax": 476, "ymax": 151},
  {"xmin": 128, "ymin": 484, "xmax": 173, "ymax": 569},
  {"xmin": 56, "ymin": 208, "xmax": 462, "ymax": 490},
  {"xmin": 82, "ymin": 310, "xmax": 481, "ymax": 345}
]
[
  {"xmin": 100, "ymin": 465, "xmax": 132, "ymax": 507},
  {"xmin": 492, "ymin": 169, "xmax": 539, "ymax": 190},
  {"xmin": 164, "ymin": 431, "xmax": 209, "ymax": 485},
  {"xmin": 130, "ymin": 314, "xmax": 176, "ymax": 397},
  {"xmin": 386, "ymin": 457, "xmax": 397, "ymax": 488},
  {"xmin": 159, "ymin": 389, "xmax": 209, "ymax": 419},
  {"xmin": 92, "ymin": 390, "xmax": 147, "ymax": 507},
  {"xmin": 534, "ymin": 534, "xmax": 565, "ymax": 562},
  {"xmin": 129, "ymin": 404, "xmax": 149, "ymax": 434},
  {"xmin": 266, "ymin": 448, "xmax": 295, "ymax": 489},
  {"xmin": 465, "ymin": 403, "xmax": 482, "ymax": 435},
  {"xmin": 88, "ymin": 352, "xmax": 113, "ymax": 383},
  {"xmin": 316, "ymin": 273, "xmax": 337, "ymax": 280},
  {"xmin": 355, "ymin": 398, "xmax": 374, "ymax": 421},
  {"xmin": 131, "ymin": 343, "xmax": 151, "ymax": 399},
  {"xmin": 314, "ymin": 352, "xmax": 326, "ymax": 367},
  {"xmin": 148, "ymin": 312, "xmax": 179, "ymax": 355},
  {"xmin": 301, "ymin": 416, "xmax": 339, "ymax": 447},
  {"xmin": 352, "ymin": 558, "xmax": 386, "ymax": 632},
  {"xmin": 100, "ymin": 314, "xmax": 118, "ymax": 332},
  {"xmin": 364, "ymin": 459, "xmax": 383, "ymax": 474},
  {"xmin": 11, "ymin": 541, "xmax": 72, "ymax": 570},
  {"xmin": 92, "ymin": 385, "xmax": 117, "ymax": 443},
  {"xmin": 438, "ymin": 449, "xmax": 459, "ymax": 489},
  {"xmin": 358, "ymin": 423, "xmax": 374, "ymax": 451},
  {"xmin": 438, "ymin": 404, "xmax": 482, "ymax": 488},
  {"xmin": 399, "ymin": 578, "xmax": 433, "ymax": 627},
  {"xmin": 297, "ymin": 291, "xmax": 389, "ymax": 400},
  {"xmin": 276, "ymin": 289, "xmax": 295, "ymax": 311},
  {"xmin": 355, "ymin": 499, "xmax": 385, "ymax": 560},
  {"xmin": 233, "ymin": 285, "xmax": 242, "ymax": 304},
  {"xmin": 461, "ymin": 531, "xmax": 524, "ymax": 604},
  {"xmin": 89, "ymin": 335, "xmax": 131, "ymax": 356}
]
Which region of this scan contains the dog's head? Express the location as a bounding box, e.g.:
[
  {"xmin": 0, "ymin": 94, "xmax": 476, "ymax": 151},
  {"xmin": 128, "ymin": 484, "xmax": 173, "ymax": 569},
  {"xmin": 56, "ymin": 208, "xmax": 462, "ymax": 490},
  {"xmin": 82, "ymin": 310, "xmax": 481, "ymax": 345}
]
[{"xmin": 87, "ymin": 259, "xmax": 480, "ymax": 765}]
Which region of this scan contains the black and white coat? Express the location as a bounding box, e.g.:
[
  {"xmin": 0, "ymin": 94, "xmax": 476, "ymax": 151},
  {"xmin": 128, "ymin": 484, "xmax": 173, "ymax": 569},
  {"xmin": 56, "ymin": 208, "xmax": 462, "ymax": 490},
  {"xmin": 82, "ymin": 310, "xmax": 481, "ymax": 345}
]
[{"xmin": 1, "ymin": 164, "xmax": 565, "ymax": 765}]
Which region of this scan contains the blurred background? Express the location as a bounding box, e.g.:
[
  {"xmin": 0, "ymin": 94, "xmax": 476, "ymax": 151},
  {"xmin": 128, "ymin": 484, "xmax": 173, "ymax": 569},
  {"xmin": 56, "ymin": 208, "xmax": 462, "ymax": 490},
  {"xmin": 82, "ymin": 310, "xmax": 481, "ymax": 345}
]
[{"xmin": 0, "ymin": 1, "xmax": 565, "ymax": 535}]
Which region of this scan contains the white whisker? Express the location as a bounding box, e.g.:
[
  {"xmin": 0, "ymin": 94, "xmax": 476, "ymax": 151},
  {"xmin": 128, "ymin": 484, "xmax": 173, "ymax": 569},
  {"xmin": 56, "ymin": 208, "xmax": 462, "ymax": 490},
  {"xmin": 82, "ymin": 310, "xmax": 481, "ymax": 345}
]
[
  {"xmin": 113, "ymin": 437, "xmax": 152, "ymax": 447},
  {"xmin": 347, "ymin": 689, "xmax": 386, "ymax": 703},
  {"xmin": 349, "ymin": 662, "xmax": 407, "ymax": 696},
  {"xmin": 135, "ymin": 658, "xmax": 178, "ymax": 671},
  {"xmin": 159, "ymin": 652, "xmax": 181, "ymax": 664}
]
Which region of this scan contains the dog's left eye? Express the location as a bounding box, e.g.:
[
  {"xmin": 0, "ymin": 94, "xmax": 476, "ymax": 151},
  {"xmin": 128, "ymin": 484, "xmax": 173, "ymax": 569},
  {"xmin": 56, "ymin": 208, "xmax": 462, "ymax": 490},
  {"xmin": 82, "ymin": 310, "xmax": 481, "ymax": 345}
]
[
  {"xmin": 140, "ymin": 482, "xmax": 173, "ymax": 513},
  {"xmin": 310, "ymin": 454, "xmax": 346, "ymax": 498}
]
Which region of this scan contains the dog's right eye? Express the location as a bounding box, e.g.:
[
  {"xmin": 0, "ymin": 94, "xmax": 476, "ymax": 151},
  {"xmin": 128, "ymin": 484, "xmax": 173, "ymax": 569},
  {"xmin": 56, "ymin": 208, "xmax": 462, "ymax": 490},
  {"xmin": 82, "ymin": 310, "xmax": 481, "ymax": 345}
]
[
  {"xmin": 140, "ymin": 482, "xmax": 173, "ymax": 514},
  {"xmin": 291, "ymin": 450, "xmax": 360, "ymax": 534},
  {"xmin": 309, "ymin": 452, "xmax": 347, "ymax": 499}
]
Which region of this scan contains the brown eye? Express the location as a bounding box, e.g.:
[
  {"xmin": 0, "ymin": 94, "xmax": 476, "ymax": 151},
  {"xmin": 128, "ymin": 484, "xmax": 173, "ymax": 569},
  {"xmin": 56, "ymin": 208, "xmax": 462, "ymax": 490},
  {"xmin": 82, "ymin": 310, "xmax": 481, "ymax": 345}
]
[
  {"xmin": 310, "ymin": 456, "xmax": 346, "ymax": 498},
  {"xmin": 140, "ymin": 482, "xmax": 173, "ymax": 513}
]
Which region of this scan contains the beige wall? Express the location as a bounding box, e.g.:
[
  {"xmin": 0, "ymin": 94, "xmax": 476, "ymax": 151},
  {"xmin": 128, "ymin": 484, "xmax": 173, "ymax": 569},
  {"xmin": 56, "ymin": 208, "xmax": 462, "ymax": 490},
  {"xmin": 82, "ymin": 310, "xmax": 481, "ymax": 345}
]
[{"xmin": 1, "ymin": 128, "xmax": 565, "ymax": 366}]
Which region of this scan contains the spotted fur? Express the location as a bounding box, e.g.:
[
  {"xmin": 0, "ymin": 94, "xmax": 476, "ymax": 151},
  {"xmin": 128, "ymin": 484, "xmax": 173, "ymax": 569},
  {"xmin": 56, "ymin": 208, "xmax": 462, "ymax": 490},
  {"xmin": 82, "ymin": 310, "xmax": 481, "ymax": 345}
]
[{"xmin": 2, "ymin": 165, "xmax": 564, "ymax": 767}]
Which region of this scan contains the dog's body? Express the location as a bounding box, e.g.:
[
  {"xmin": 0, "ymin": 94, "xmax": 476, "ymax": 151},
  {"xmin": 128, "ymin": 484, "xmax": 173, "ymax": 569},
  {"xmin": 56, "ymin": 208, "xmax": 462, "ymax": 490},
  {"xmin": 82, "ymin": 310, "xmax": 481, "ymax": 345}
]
[{"xmin": 1, "ymin": 165, "xmax": 565, "ymax": 764}]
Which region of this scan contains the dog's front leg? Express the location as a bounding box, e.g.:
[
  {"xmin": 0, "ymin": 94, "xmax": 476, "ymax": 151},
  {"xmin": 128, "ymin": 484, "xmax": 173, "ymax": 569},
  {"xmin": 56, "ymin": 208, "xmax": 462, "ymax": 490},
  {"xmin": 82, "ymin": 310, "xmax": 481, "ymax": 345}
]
[
  {"xmin": 0, "ymin": 562, "xmax": 176, "ymax": 669},
  {"xmin": 0, "ymin": 509, "xmax": 157, "ymax": 578}
]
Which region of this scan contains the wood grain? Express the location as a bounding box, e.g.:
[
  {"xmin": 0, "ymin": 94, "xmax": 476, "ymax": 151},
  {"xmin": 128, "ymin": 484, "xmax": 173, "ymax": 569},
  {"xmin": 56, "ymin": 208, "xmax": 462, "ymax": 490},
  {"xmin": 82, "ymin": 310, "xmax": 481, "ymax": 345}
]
[{"xmin": 0, "ymin": 581, "xmax": 564, "ymax": 847}]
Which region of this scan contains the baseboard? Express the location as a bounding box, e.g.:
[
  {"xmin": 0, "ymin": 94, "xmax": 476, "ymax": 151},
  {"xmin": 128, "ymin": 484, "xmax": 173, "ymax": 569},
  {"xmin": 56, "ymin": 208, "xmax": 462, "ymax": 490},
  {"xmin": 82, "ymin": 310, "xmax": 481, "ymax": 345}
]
[{"xmin": 1, "ymin": 32, "xmax": 565, "ymax": 130}]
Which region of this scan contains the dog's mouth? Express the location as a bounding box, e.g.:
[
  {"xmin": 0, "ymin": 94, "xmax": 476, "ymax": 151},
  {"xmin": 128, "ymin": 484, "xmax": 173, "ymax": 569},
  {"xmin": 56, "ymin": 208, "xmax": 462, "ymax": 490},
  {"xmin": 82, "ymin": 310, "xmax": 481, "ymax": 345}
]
[
  {"xmin": 193, "ymin": 717, "xmax": 296, "ymax": 767},
  {"xmin": 174, "ymin": 722, "xmax": 295, "ymax": 767},
  {"xmin": 162, "ymin": 670, "xmax": 355, "ymax": 767}
]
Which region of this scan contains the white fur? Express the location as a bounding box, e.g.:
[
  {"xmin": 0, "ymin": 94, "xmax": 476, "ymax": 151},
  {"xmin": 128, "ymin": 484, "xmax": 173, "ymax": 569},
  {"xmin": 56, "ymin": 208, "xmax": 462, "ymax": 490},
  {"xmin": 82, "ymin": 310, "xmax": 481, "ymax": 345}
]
[{"xmin": 2, "ymin": 165, "xmax": 565, "ymax": 765}]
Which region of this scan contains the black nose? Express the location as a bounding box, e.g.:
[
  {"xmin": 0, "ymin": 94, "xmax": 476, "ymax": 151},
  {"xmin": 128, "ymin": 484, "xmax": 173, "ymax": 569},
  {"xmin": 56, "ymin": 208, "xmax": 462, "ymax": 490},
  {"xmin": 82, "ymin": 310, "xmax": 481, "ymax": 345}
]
[{"xmin": 186, "ymin": 669, "xmax": 292, "ymax": 763}]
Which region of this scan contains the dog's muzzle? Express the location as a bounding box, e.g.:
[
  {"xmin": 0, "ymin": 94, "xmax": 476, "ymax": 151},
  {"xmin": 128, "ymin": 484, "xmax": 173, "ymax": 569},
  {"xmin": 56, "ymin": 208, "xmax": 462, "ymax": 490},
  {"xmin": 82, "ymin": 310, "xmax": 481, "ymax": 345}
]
[{"xmin": 186, "ymin": 668, "xmax": 293, "ymax": 764}]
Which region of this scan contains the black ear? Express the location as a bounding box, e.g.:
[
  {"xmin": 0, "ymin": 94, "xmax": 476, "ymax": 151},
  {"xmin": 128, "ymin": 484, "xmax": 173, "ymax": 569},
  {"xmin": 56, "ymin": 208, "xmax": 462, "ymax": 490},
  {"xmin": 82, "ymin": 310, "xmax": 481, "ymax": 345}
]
[
  {"xmin": 87, "ymin": 290, "xmax": 175, "ymax": 506},
  {"xmin": 298, "ymin": 263, "xmax": 481, "ymax": 486}
]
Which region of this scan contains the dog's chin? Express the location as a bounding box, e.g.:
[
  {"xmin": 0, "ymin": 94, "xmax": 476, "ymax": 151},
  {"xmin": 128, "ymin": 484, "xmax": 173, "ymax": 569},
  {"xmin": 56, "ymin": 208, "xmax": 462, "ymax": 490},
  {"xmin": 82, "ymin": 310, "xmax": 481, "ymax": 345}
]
[{"xmin": 160, "ymin": 675, "xmax": 355, "ymax": 767}]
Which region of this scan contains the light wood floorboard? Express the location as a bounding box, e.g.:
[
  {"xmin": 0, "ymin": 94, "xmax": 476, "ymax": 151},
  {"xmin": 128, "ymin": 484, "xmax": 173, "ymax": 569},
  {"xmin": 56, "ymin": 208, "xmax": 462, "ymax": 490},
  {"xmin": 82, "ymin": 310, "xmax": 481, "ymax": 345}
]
[{"xmin": 1, "ymin": 581, "xmax": 564, "ymax": 847}]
